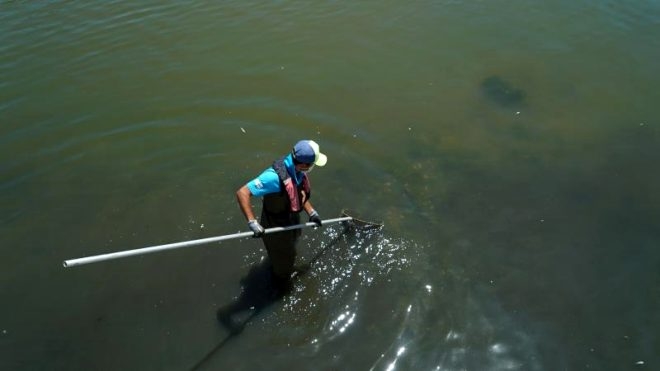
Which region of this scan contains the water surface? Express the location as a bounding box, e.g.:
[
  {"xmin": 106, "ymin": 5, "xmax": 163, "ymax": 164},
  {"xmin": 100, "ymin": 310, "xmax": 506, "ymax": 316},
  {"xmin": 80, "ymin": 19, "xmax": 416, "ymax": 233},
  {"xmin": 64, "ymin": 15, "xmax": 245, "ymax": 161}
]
[{"xmin": 1, "ymin": 1, "xmax": 659, "ymax": 370}]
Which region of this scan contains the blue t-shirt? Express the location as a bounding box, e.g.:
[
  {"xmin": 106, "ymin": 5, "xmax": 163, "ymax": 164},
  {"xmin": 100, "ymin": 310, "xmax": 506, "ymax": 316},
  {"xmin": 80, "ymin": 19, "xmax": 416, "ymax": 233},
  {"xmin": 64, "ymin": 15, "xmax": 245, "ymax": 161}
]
[{"xmin": 246, "ymin": 154, "xmax": 305, "ymax": 197}]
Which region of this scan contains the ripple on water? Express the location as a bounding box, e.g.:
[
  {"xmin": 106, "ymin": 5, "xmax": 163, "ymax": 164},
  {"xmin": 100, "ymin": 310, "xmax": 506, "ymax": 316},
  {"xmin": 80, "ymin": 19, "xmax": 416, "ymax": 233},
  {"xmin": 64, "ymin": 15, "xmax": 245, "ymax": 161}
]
[
  {"xmin": 372, "ymin": 285, "xmax": 549, "ymax": 371},
  {"xmin": 236, "ymin": 223, "xmax": 419, "ymax": 348}
]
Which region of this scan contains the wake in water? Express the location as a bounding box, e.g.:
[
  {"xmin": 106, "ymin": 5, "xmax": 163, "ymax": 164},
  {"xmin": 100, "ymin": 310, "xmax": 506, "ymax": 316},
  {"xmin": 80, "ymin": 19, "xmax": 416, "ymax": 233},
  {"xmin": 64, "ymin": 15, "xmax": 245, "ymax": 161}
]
[
  {"xmin": 194, "ymin": 224, "xmax": 547, "ymax": 371},
  {"xmin": 190, "ymin": 224, "xmax": 418, "ymax": 370},
  {"xmin": 280, "ymin": 224, "xmax": 415, "ymax": 326},
  {"xmin": 286, "ymin": 226, "xmax": 548, "ymax": 371},
  {"xmin": 368, "ymin": 283, "xmax": 549, "ymax": 371}
]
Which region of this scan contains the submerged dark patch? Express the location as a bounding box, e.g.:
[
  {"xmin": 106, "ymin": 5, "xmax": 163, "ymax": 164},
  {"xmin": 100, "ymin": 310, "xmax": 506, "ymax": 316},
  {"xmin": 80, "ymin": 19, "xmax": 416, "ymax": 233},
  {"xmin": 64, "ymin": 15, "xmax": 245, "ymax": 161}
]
[{"xmin": 481, "ymin": 76, "xmax": 525, "ymax": 107}]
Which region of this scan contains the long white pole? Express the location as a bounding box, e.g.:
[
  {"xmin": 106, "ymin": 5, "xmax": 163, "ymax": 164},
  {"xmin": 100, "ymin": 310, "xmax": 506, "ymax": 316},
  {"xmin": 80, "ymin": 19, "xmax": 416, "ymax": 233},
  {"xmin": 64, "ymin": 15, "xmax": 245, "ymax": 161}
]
[{"xmin": 63, "ymin": 216, "xmax": 352, "ymax": 268}]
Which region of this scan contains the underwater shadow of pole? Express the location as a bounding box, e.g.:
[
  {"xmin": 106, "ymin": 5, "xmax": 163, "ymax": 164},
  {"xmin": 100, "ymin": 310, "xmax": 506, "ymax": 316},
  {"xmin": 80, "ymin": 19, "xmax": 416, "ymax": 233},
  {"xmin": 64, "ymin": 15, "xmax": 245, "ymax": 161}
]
[{"xmin": 188, "ymin": 226, "xmax": 350, "ymax": 371}]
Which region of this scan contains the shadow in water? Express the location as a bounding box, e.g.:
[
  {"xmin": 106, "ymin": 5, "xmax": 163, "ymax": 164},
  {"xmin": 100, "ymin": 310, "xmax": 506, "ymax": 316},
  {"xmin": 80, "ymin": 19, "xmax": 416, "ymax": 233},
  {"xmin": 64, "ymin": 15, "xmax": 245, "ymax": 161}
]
[
  {"xmin": 189, "ymin": 227, "xmax": 349, "ymax": 371},
  {"xmin": 189, "ymin": 260, "xmax": 284, "ymax": 371},
  {"xmin": 480, "ymin": 75, "xmax": 526, "ymax": 108},
  {"xmin": 216, "ymin": 259, "xmax": 292, "ymax": 334}
]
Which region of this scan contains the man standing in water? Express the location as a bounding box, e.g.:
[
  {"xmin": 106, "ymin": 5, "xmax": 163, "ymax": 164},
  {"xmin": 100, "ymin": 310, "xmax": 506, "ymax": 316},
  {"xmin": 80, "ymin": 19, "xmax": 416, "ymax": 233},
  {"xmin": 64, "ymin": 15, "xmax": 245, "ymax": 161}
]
[{"xmin": 236, "ymin": 140, "xmax": 327, "ymax": 288}]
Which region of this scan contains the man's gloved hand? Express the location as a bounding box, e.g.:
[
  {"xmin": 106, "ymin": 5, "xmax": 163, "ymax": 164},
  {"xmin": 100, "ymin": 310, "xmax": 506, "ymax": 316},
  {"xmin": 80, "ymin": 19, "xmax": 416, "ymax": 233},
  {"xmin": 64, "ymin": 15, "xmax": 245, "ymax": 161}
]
[
  {"xmin": 248, "ymin": 219, "xmax": 265, "ymax": 237},
  {"xmin": 309, "ymin": 210, "xmax": 322, "ymax": 227}
]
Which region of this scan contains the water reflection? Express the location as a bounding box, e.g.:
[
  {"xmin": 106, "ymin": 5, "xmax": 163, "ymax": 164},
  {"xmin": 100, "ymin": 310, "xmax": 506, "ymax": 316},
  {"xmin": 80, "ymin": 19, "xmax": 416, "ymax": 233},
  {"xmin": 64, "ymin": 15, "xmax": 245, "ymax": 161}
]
[
  {"xmin": 227, "ymin": 225, "xmax": 420, "ymax": 366},
  {"xmin": 281, "ymin": 226, "xmax": 415, "ymax": 325},
  {"xmin": 328, "ymin": 307, "xmax": 357, "ymax": 335},
  {"xmin": 360, "ymin": 277, "xmax": 551, "ymax": 371}
]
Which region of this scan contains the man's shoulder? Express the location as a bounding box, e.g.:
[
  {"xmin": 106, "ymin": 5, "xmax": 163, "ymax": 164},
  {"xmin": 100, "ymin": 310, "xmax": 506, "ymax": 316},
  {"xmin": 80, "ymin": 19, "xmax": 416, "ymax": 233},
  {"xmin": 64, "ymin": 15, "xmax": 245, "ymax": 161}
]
[
  {"xmin": 247, "ymin": 168, "xmax": 280, "ymax": 195},
  {"xmin": 257, "ymin": 167, "xmax": 278, "ymax": 181}
]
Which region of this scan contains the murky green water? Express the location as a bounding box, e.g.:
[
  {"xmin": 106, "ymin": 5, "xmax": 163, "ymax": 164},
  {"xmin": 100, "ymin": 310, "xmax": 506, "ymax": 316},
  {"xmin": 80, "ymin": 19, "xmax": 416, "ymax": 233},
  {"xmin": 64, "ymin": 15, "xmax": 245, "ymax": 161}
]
[{"xmin": 1, "ymin": 1, "xmax": 659, "ymax": 370}]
